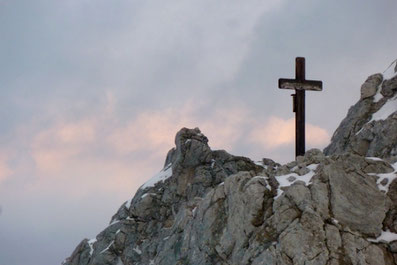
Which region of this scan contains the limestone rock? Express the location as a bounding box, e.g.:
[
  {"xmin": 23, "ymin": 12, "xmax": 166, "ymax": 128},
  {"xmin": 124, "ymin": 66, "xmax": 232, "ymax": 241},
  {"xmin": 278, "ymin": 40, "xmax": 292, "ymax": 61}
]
[
  {"xmin": 65, "ymin": 67, "xmax": 397, "ymax": 265},
  {"xmin": 381, "ymin": 75, "xmax": 397, "ymax": 98},
  {"xmin": 325, "ymin": 154, "xmax": 388, "ymax": 237},
  {"xmin": 64, "ymin": 128, "xmax": 397, "ymax": 265},
  {"xmin": 325, "ymin": 72, "xmax": 397, "ymax": 160},
  {"xmin": 360, "ymin": 73, "xmax": 383, "ymax": 99}
]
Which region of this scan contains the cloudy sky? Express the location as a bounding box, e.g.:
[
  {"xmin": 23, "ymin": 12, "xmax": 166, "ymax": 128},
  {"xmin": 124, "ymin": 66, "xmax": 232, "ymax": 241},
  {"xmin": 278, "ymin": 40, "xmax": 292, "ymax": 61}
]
[{"xmin": 0, "ymin": 0, "xmax": 396, "ymax": 264}]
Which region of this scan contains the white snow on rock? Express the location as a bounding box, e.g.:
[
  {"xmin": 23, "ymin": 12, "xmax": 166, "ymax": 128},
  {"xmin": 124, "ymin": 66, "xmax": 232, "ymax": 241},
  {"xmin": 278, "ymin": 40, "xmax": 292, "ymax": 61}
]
[
  {"xmin": 368, "ymin": 230, "xmax": 397, "ymax": 243},
  {"xmin": 369, "ymin": 95, "xmax": 397, "ymax": 122},
  {"xmin": 88, "ymin": 238, "xmax": 97, "ymax": 256},
  {"xmin": 192, "ymin": 206, "xmax": 197, "ymax": 216},
  {"xmin": 141, "ymin": 163, "xmax": 173, "ymax": 190},
  {"xmin": 254, "ymin": 160, "xmax": 268, "ymax": 169},
  {"xmin": 371, "ymin": 162, "xmax": 397, "ymax": 192},
  {"xmin": 100, "ymin": 241, "xmax": 114, "ymax": 254},
  {"xmin": 307, "ymin": 164, "xmax": 319, "ymax": 171},
  {"xmin": 124, "ymin": 198, "xmax": 133, "ymax": 209},
  {"xmin": 366, "ymin": 157, "xmax": 384, "ymax": 161},
  {"xmin": 253, "ymin": 176, "xmax": 272, "ymax": 190},
  {"xmin": 211, "ymin": 159, "xmax": 216, "ymax": 168},
  {"xmin": 275, "ymin": 164, "xmax": 318, "ymax": 198},
  {"xmin": 373, "ymin": 83, "xmax": 384, "ymax": 103},
  {"xmin": 109, "ymin": 219, "xmax": 120, "ymax": 226},
  {"xmin": 141, "ymin": 192, "xmax": 156, "ymax": 199},
  {"xmin": 133, "ymin": 246, "xmax": 142, "ymax": 255}
]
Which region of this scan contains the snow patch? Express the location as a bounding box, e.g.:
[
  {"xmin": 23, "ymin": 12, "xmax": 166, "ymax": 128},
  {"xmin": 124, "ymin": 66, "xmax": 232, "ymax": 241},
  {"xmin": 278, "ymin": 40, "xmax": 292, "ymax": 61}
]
[
  {"xmin": 88, "ymin": 238, "xmax": 97, "ymax": 256},
  {"xmin": 307, "ymin": 164, "xmax": 319, "ymax": 171},
  {"xmin": 372, "ymin": 162, "xmax": 397, "ymax": 192},
  {"xmin": 141, "ymin": 163, "xmax": 173, "ymax": 189},
  {"xmin": 355, "ymin": 127, "xmax": 364, "ymax": 136},
  {"xmin": 109, "ymin": 219, "xmax": 120, "ymax": 226},
  {"xmin": 368, "ymin": 230, "xmax": 397, "ymax": 243},
  {"xmin": 366, "ymin": 157, "xmax": 384, "ymax": 161},
  {"xmin": 254, "ymin": 160, "xmax": 267, "ymax": 168},
  {"xmin": 100, "ymin": 240, "xmax": 114, "ymax": 254},
  {"xmin": 141, "ymin": 192, "xmax": 155, "ymax": 199},
  {"xmin": 133, "ymin": 246, "xmax": 142, "ymax": 255},
  {"xmin": 275, "ymin": 166, "xmax": 317, "ymax": 198},
  {"xmin": 124, "ymin": 198, "xmax": 133, "ymax": 209},
  {"xmin": 253, "ymin": 176, "xmax": 272, "ymax": 190},
  {"xmin": 373, "ymin": 83, "xmax": 383, "ymax": 103},
  {"xmin": 369, "ymin": 95, "xmax": 397, "ymax": 122}
]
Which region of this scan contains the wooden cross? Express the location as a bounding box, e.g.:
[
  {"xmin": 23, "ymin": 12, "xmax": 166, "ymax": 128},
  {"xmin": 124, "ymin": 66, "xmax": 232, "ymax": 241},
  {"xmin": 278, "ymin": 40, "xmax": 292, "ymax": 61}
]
[{"xmin": 278, "ymin": 57, "xmax": 323, "ymax": 158}]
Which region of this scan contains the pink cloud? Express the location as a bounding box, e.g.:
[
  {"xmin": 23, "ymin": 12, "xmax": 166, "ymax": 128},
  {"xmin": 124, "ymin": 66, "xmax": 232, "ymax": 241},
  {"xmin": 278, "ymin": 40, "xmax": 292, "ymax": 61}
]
[
  {"xmin": 0, "ymin": 153, "xmax": 13, "ymax": 184},
  {"xmin": 249, "ymin": 116, "xmax": 330, "ymax": 150},
  {"xmin": 106, "ymin": 109, "xmax": 186, "ymax": 155},
  {"xmin": 25, "ymin": 100, "xmax": 330, "ymax": 199},
  {"xmin": 26, "ymin": 102, "xmax": 252, "ymax": 197},
  {"xmin": 306, "ymin": 123, "xmax": 331, "ymax": 147},
  {"xmin": 31, "ymin": 120, "xmax": 96, "ymax": 174},
  {"xmin": 199, "ymin": 107, "xmax": 251, "ymax": 150}
]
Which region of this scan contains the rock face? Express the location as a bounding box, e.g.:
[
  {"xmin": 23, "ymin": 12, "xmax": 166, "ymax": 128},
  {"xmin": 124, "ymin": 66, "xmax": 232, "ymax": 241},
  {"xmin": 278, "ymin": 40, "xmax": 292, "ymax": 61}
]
[
  {"xmin": 324, "ymin": 70, "xmax": 397, "ymax": 159},
  {"xmin": 64, "ymin": 69, "xmax": 397, "ymax": 265}
]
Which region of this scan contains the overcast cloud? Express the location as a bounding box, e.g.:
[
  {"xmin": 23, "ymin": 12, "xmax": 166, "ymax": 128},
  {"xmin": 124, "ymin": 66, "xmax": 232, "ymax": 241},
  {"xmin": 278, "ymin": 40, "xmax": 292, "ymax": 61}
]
[{"xmin": 0, "ymin": 0, "xmax": 396, "ymax": 264}]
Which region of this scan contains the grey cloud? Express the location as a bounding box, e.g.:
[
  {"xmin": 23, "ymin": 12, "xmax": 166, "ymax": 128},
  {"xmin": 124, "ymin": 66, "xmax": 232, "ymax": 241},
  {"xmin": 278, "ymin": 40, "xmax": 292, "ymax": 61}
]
[{"xmin": 1, "ymin": 0, "xmax": 397, "ymax": 264}]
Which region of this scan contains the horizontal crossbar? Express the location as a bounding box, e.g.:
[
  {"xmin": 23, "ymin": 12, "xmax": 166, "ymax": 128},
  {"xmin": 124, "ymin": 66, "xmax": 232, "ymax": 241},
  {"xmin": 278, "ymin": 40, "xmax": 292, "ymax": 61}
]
[{"xmin": 279, "ymin": 78, "xmax": 323, "ymax": 91}]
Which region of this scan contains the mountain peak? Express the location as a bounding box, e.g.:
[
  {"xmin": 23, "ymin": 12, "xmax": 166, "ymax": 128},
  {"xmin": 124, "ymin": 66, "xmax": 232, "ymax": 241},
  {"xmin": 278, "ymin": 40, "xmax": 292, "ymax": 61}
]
[{"xmin": 64, "ymin": 68, "xmax": 397, "ymax": 265}]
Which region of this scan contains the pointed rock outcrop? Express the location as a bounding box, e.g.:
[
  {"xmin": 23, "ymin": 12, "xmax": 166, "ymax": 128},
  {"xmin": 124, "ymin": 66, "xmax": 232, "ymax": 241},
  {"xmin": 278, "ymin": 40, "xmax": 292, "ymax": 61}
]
[{"xmin": 324, "ymin": 70, "xmax": 397, "ymax": 159}]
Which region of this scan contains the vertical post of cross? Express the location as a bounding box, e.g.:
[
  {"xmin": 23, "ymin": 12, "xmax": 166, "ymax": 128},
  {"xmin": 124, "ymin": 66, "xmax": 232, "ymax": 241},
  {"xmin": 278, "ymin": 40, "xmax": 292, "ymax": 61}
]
[
  {"xmin": 295, "ymin": 57, "xmax": 305, "ymax": 157},
  {"xmin": 278, "ymin": 57, "xmax": 323, "ymax": 159}
]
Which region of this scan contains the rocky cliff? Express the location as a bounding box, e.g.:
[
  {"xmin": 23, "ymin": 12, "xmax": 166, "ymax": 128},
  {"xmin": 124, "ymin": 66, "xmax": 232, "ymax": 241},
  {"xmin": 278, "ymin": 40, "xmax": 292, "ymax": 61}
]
[
  {"xmin": 64, "ymin": 66, "xmax": 397, "ymax": 265},
  {"xmin": 324, "ymin": 68, "xmax": 397, "ymax": 158}
]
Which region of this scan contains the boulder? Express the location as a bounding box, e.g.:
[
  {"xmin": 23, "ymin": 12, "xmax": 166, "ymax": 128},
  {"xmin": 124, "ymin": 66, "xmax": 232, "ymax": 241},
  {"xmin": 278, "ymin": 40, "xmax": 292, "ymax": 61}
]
[{"xmin": 360, "ymin": 73, "xmax": 383, "ymax": 99}]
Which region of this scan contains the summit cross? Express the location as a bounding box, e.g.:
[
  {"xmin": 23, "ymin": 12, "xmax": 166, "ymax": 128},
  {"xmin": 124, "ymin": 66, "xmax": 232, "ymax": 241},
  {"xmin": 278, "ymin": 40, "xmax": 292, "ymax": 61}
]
[{"xmin": 278, "ymin": 57, "xmax": 323, "ymax": 158}]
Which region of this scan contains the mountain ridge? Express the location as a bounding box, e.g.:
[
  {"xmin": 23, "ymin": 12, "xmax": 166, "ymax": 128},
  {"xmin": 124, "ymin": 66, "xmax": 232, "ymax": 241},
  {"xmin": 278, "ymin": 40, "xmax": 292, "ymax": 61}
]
[{"xmin": 64, "ymin": 66, "xmax": 397, "ymax": 265}]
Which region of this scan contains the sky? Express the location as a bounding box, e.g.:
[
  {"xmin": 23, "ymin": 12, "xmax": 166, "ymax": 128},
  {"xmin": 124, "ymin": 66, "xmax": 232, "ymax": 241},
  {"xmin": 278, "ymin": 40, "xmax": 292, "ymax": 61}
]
[{"xmin": 0, "ymin": 1, "xmax": 396, "ymax": 264}]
